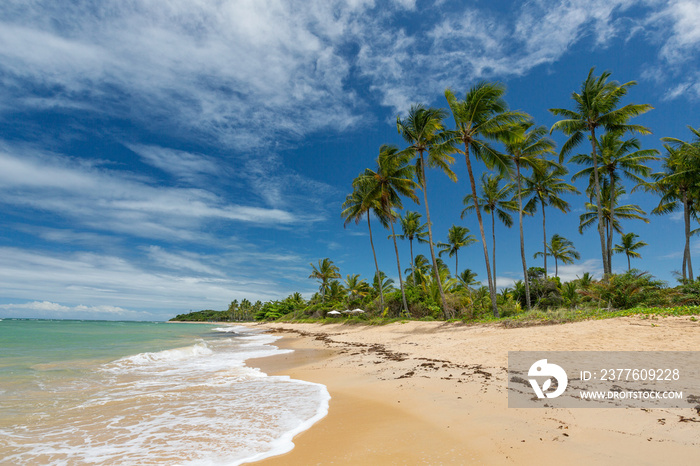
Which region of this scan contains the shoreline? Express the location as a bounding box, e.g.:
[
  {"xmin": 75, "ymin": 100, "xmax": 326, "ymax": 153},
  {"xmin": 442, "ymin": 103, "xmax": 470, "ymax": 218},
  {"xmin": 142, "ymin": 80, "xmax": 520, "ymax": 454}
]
[{"xmin": 243, "ymin": 317, "xmax": 700, "ymax": 465}]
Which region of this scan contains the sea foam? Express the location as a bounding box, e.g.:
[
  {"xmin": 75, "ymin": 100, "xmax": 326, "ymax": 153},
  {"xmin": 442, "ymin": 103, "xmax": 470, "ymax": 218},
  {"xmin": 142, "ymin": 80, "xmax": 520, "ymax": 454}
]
[{"xmin": 1, "ymin": 325, "xmax": 329, "ymax": 465}]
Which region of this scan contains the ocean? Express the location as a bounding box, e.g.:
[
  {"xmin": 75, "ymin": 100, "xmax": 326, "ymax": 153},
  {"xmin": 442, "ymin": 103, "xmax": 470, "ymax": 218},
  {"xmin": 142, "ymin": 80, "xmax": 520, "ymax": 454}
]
[{"xmin": 0, "ymin": 319, "xmax": 329, "ymax": 465}]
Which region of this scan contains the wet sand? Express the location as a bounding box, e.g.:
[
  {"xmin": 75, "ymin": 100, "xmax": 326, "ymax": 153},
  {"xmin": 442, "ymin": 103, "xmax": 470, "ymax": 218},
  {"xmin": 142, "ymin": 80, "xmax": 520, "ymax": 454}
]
[{"xmin": 246, "ymin": 317, "xmax": 700, "ymax": 465}]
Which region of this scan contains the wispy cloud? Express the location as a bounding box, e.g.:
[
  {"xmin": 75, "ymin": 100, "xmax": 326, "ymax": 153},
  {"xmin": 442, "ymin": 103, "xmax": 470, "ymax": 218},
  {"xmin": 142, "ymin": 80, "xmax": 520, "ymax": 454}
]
[
  {"xmin": 556, "ymin": 258, "xmax": 604, "ymax": 283},
  {"xmin": 654, "ymin": 0, "xmax": 700, "ymax": 63},
  {"xmin": 128, "ymin": 144, "xmax": 222, "ymax": 184},
  {"xmin": 643, "ymin": 0, "xmax": 700, "ymax": 100},
  {"xmin": 0, "ymin": 301, "xmax": 151, "ymax": 320},
  {"xmin": 0, "ymin": 246, "xmax": 307, "ymax": 319},
  {"xmin": 0, "ymin": 143, "xmax": 301, "ymax": 242},
  {"xmin": 1, "ymin": 0, "xmax": 683, "ymax": 138},
  {"xmin": 354, "ymin": 0, "xmax": 649, "ymax": 112},
  {"xmin": 0, "ymin": 0, "xmax": 364, "ymax": 149}
]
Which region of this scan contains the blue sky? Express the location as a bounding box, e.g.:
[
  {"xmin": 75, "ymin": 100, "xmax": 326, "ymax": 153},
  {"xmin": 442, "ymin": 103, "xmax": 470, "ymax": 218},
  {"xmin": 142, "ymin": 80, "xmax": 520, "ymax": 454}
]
[{"xmin": 0, "ymin": 0, "xmax": 698, "ymax": 321}]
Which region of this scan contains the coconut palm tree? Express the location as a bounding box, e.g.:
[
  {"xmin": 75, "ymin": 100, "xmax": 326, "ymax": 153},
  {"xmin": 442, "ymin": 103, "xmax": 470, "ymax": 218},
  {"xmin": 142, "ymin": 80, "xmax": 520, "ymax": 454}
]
[
  {"xmin": 397, "ymin": 105, "xmax": 456, "ymax": 316},
  {"xmin": 372, "ymin": 271, "xmax": 395, "ymax": 299},
  {"xmin": 327, "ymin": 280, "xmax": 346, "ymax": 302},
  {"xmin": 228, "ymin": 299, "xmax": 238, "ymax": 321},
  {"xmin": 445, "ymin": 83, "xmax": 527, "ymax": 317},
  {"xmin": 522, "ymin": 163, "xmax": 579, "ymax": 278},
  {"xmin": 534, "ymin": 234, "xmax": 580, "ymax": 278},
  {"xmin": 355, "ymin": 145, "xmax": 418, "ymax": 316},
  {"xmin": 550, "ymin": 67, "xmax": 653, "ymax": 276},
  {"xmin": 660, "ymin": 127, "xmax": 700, "ymax": 281},
  {"xmin": 344, "ymin": 274, "xmax": 370, "ymax": 302},
  {"xmin": 457, "ymin": 268, "xmax": 479, "ymax": 310},
  {"xmin": 309, "ymin": 258, "xmax": 341, "ymax": 302},
  {"xmin": 341, "ymin": 182, "xmax": 389, "ymax": 312},
  {"xmin": 405, "ymin": 254, "xmax": 432, "ymax": 287},
  {"xmin": 437, "ymin": 225, "xmax": 477, "ymax": 278},
  {"xmin": 461, "ymin": 173, "xmax": 517, "ymax": 286},
  {"xmin": 579, "ymin": 180, "xmax": 649, "ymax": 263},
  {"xmin": 457, "ymin": 269, "xmax": 479, "ymax": 289},
  {"xmin": 393, "ymin": 211, "xmax": 429, "ymax": 282},
  {"xmin": 504, "ymin": 121, "xmax": 556, "ymax": 310},
  {"xmin": 571, "ymin": 131, "xmax": 659, "ymax": 271},
  {"xmin": 613, "ymin": 232, "xmax": 648, "ymax": 271},
  {"xmin": 649, "ymin": 139, "xmax": 700, "ymax": 281}
]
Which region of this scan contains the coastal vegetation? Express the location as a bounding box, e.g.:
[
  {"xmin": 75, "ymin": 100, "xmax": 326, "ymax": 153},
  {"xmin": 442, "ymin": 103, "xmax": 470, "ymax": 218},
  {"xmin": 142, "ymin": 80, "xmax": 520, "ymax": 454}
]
[{"xmin": 171, "ymin": 68, "xmax": 700, "ymax": 325}]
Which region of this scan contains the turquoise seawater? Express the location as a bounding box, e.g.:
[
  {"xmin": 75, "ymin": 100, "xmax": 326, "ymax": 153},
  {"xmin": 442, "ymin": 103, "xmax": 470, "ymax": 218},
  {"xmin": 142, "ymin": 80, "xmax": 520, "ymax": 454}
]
[
  {"xmin": 0, "ymin": 320, "xmax": 217, "ymax": 379},
  {"xmin": 0, "ymin": 320, "xmax": 329, "ymax": 465}
]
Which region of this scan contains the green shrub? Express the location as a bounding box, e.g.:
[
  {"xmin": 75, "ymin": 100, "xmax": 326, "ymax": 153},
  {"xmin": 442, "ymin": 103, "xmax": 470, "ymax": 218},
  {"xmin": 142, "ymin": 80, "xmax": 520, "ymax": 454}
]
[{"xmin": 580, "ymin": 271, "xmax": 666, "ymax": 310}]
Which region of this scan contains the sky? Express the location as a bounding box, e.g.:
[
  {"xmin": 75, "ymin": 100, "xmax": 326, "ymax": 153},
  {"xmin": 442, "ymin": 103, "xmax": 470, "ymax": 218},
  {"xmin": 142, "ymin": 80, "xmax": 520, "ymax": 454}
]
[{"xmin": 0, "ymin": 0, "xmax": 699, "ymax": 321}]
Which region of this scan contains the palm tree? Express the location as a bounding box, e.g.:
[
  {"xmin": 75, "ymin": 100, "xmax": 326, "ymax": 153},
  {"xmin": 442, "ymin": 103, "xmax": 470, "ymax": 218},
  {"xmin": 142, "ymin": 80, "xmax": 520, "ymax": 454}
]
[
  {"xmin": 534, "ymin": 234, "xmax": 580, "ymax": 278},
  {"xmin": 523, "ymin": 163, "xmax": 579, "ymax": 278},
  {"xmin": 397, "ymin": 104, "xmax": 456, "ymax": 317},
  {"xmin": 393, "ymin": 211, "xmax": 429, "ymax": 282},
  {"xmin": 649, "ymin": 137, "xmax": 700, "ymax": 281},
  {"xmin": 355, "ymin": 145, "xmax": 418, "ymax": 316},
  {"xmin": 550, "ymin": 67, "xmax": 653, "ymax": 276},
  {"xmin": 613, "ymin": 232, "xmax": 648, "ymax": 271},
  {"xmin": 341, "ymin": 182, "xmax": 389, "ymax": 312},
  {"xmin": 457, "ymin": 268, "xmax": 479, "ymax": 289},
  {"xmin": 461, "ymin": 173, "xmax": 517, "ymax": 285},
  {"xmin": 571, "ymin": 131, "xmax": 659, "ymax": 271},
  {"xmin": 579, "ymin": 180, "xmax": 649, "ymax": 265},
  {"xmin": 344, "ymin": 274, "xmax": 370, "ymax": 302},
  {"xmin": 445, "ymin": 83, "xmax": 527, "ymax": 317},
  {"xmin": 227, "ymin": 299, "xmax": 238, "ymax": 321},
  {"xmin": 437, "ymin": 225, "xmax": 477, "ymax": 277},
  {"xmin": 504, "ymin": 121, "xmax": 556, "ymax": 310},
  {"xmin": 405, "ymin": 254, "xmax": 432, "ymax": 287},
  {"xmin": 372, "ymin": 271, "xmax": 395, "ymax": 299},
  {"xmin": 457, "ymin": 268, "xmax": 479, "ymax": 308},
  {"xmin": 309, "ymin": 258, "xmax": 341, "ymax": 302},
  {"xmin": 327, "ymin": 280, "xmax": 346, "ymax": 302}
]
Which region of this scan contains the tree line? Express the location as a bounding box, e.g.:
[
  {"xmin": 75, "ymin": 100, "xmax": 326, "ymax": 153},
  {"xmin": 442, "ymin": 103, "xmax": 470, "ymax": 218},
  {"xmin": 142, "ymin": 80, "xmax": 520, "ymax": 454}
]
[
  {"xmin": 172, "ymin": 67, "xmax": 699, "ymax": 323},
  {"xmin": 336, "ymin": 67, "xmax": 699, "ymax": 318}
]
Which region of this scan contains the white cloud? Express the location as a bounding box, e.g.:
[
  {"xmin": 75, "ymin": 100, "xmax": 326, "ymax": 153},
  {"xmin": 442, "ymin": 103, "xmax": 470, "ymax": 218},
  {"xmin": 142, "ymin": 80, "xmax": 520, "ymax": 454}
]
[
  {"xmin": 656, "ymin": 0, "xmax": 700, "ymax": 63},
  {"xmin": 128, "ymin": 144, "xmax": 222, "ymax": 183},
  {"xmin": 356, "ymin": 0, "xmax": 646, "ymax": 112},
  {"xmin": 555, "ymin": 258, "xmax": 604, "ymax": 283},
  {"xmin": 147, "ymin": 246, "xmax": 223, "ymax": 276},
  {"xmin": 0, "ymin": 301, "xmax": 149, "ymax": 320},
  {"xmin": 0, "ymin": 0, "xmax": 692, "ymax": 128},
  {"xmin": 0, "ymin": 0, "xmax": 365, "ymax": 149},
  {"xmin": 0, "ymin": 246, "xmax": 304, "ymax": 319},
  {"xmin": 643, "ymin": 1, "xmax": 700, "ymax": 100},
  {"xmin": 0, "ymin": 144, "xmax": 301, "ymax": 242},
  {"xmin": 662, "ymin": 74, "xmax": 700, "ymax": 100}
]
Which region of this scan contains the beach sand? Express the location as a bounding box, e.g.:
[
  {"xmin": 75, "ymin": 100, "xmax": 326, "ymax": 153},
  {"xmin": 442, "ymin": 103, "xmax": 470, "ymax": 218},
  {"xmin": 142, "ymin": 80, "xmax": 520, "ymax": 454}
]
[{"xmin": 245, "ymin": 317, "xmax": 700, "ymax": 465}]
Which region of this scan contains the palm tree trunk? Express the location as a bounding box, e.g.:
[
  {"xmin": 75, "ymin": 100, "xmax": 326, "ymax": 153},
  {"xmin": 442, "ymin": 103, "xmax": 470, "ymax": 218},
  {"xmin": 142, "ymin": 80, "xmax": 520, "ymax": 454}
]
[
  {"xmin": 555, "ymin": 257, "xmax": 559, "ymax": 278},
  {"xmin": 367, "ymin": 215, "xmax": 384, "ymax": 312},
  {"xmin": 491, "ymin": 210, "xmax": 497, "ymax": 287},
  {"xmin": 390, "ymin": 218, "xmax": 410, "ymax": 316},
  {"xmin": 608, "ymin": 175, "xmax": 615, "ymax": 273},
  {"xmin": 409, "ymin": 237, "xmax": 415, "ymax": 285},
  {"xmin": 627, "ymin": 253, "xmax": 631, "ymax": 272},
  {"xmin": 419, "ymin": 152, "xmax": 449, "ymax": 317},
  {"xmin": 516, "ymin": 163, "xmax": 532, "ymax": 310},
  {"xmin": 464, "ymin": 146, "xmax": 498, "ymax": 317},
  {"xmin": 541, "ymin": 198, "xmax": 547, "ymax": 278},
  {"xmin": 590, "ymin": 127, "xmax": 610, "ymax": 275},
  {"xmin": 455, "ymin": 253, "xmax": 459, "ymax": 279},
  {"xmin": 683, "ymin": 191, "xmax": 694, "ymax": 281}
]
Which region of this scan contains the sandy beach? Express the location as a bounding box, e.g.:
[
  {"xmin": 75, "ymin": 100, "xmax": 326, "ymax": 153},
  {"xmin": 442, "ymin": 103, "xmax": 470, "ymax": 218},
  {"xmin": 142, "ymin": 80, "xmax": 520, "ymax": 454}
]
[{"xmin": 246, "ymin": 317, "xmax": 700, "ymax": 465}]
